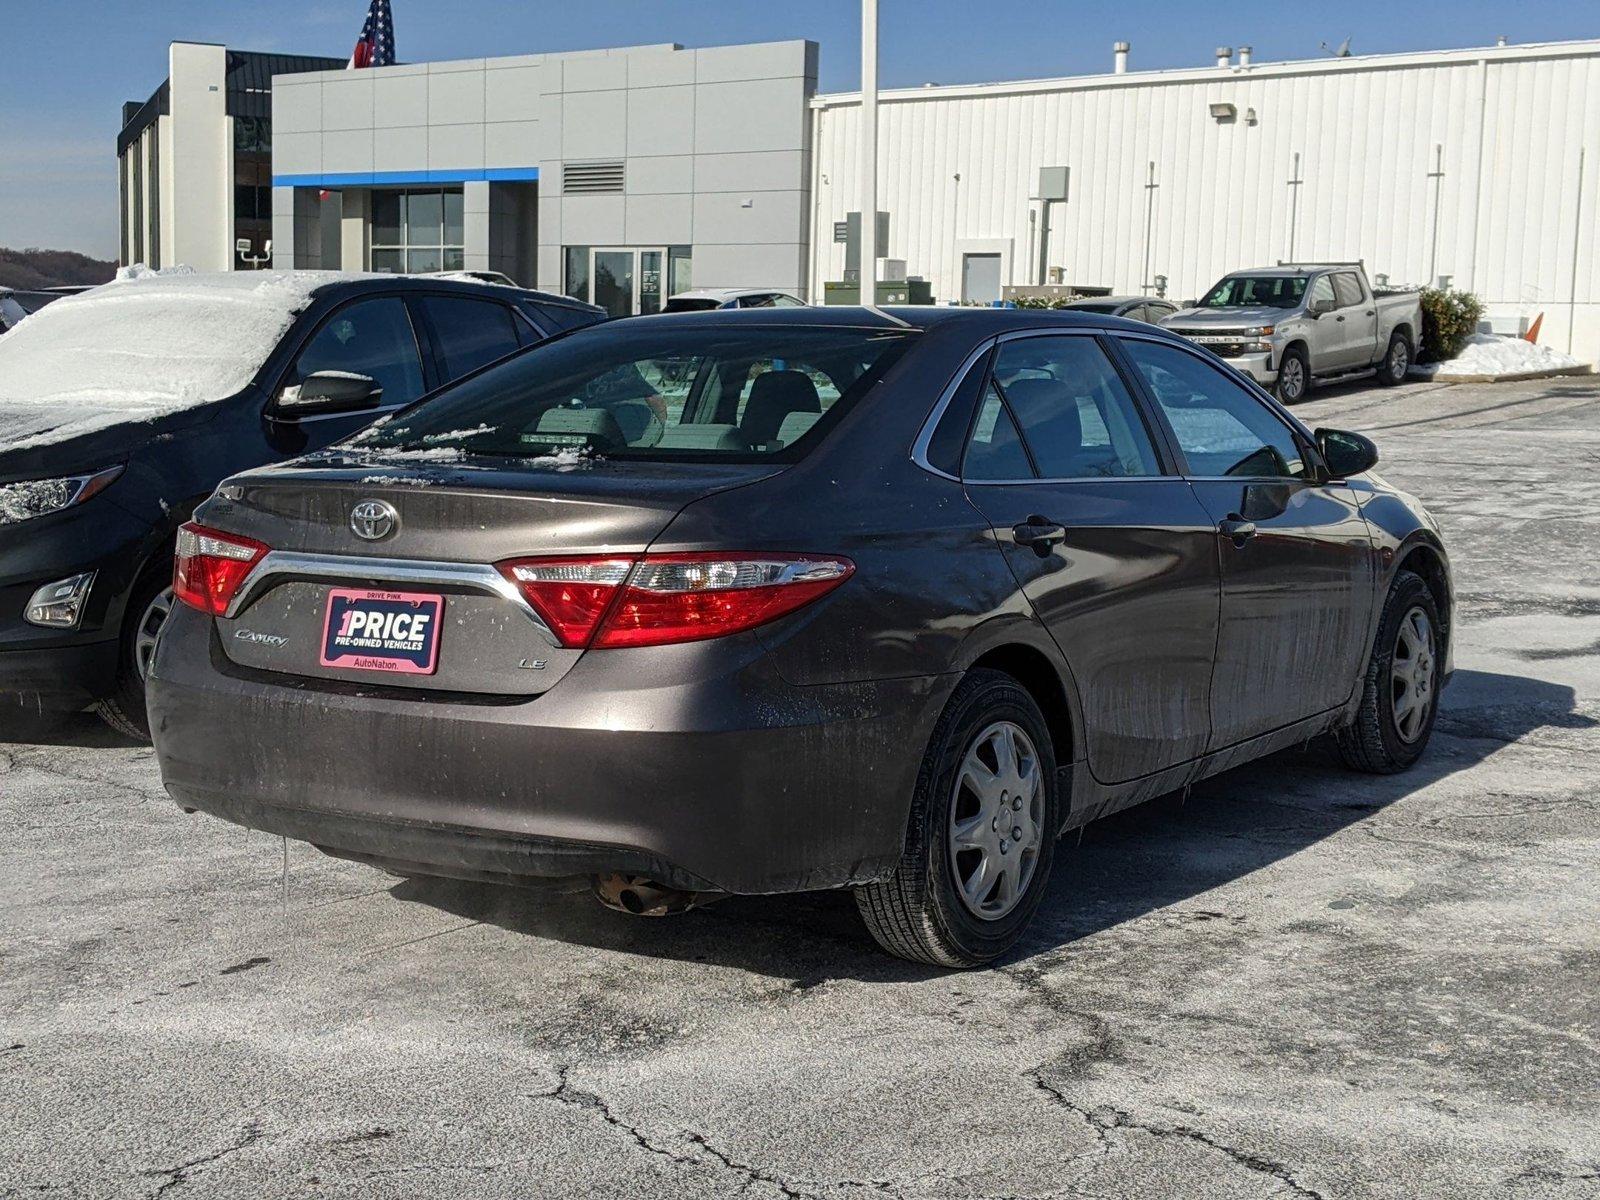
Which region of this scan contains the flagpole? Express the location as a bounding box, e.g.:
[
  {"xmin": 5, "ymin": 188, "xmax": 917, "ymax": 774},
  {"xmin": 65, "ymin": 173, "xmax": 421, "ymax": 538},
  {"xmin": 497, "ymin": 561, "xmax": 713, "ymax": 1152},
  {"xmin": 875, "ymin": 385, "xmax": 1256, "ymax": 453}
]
[{"xmin": 860, "ymin": 0, "xmax": 878, "ymax": 305}]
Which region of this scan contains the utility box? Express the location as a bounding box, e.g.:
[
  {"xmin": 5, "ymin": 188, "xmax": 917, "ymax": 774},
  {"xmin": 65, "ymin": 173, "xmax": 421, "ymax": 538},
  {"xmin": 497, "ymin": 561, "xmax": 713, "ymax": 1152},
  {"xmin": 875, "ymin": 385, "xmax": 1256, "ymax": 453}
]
[
  {"xmin": 842, "ymin": 211, "xmax": 891, "ymax": 276},
  {"xmin": 823, "ymin": 279, "xmax": 934, "ymax": 305},
  {"xmin": 1039, "ymin": 166, "xmax": 1070, "ymax": 202}
]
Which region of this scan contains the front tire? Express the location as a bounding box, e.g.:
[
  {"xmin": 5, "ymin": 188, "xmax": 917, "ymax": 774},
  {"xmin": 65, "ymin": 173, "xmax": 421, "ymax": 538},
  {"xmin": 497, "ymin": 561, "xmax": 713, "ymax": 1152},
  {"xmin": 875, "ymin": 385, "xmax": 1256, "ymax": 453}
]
[
  {"xmin": 855, "ymin": 669, "xmax": 1061, "ymax": 968},
  {"xmin": 1377, "ymin": 332, "xmax": 1412, "ymax": 386},
  {"xmin": 1275, "ymin": 346, "xmax": 1310, "ymax": 404},
  {"xmin": 93, "ymin": 566, "xmax": 173, "ymax": 742},
  {"xmin": 1336, "ymin": 570, "xmax": 1442, "ymax": 773}
]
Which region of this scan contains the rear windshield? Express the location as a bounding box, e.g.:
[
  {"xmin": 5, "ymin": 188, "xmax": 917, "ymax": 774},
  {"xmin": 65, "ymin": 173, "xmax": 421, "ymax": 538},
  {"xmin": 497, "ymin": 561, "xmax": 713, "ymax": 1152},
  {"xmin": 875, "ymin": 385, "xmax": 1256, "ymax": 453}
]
[
  {"xmin": 357, "ymin": 325, "xmax": 915, "ymax": 462},
  {"xmin": 663, "ymin": 297, "xmax": 722, "ymax": 312},
  {"xmin": 1198, "ymin": 275, "xmax": 1308, "ymax": 309}
]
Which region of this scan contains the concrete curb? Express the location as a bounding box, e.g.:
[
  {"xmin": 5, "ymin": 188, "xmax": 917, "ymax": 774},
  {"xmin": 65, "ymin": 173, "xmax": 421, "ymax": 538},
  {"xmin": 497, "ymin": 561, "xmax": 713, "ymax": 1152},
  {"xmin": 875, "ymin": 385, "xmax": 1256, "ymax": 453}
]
[{"xmin": 1409, "ymin": 363, "xmax": 1594, "ymax": 384}]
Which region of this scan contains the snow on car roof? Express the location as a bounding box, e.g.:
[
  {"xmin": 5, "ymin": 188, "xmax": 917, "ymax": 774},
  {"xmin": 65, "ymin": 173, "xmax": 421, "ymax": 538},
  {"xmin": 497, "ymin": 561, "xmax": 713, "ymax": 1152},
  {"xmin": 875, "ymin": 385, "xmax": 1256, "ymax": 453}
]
[{"xmin": 0, "ymin": 269, "xmax": 368, "ymax": 452}]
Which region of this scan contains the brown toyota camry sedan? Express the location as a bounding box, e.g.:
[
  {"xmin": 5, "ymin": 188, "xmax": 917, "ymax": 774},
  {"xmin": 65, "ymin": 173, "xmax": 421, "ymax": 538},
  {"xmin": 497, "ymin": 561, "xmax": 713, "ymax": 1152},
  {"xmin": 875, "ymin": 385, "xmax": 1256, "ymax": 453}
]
[{"xmin": 148, "ymin": 307, "xmax": 1452, "ymax": 967}]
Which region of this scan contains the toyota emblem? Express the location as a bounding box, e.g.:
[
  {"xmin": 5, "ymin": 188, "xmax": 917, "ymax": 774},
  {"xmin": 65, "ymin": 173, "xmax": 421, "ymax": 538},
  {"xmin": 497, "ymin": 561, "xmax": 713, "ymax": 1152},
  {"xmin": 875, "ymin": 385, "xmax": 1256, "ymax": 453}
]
[{"xmin": 350, "ymin": 499, "xmax": 399, "ymax": 541}]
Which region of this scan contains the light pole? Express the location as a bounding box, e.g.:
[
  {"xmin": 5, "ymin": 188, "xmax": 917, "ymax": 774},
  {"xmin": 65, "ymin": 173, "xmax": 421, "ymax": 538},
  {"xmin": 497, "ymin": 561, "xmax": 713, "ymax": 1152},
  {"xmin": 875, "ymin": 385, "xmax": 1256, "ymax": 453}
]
[{"xmin": 860, "ymin": 0, "xmax": 878, "ymax": 304}]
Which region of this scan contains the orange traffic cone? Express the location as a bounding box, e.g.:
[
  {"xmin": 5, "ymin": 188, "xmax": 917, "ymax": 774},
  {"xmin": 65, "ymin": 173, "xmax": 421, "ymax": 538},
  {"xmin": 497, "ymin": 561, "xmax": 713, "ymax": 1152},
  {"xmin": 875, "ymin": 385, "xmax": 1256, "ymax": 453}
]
[{"xmin": 1524, "ymin": 313, "xmax": 1543, "ymax": 343}]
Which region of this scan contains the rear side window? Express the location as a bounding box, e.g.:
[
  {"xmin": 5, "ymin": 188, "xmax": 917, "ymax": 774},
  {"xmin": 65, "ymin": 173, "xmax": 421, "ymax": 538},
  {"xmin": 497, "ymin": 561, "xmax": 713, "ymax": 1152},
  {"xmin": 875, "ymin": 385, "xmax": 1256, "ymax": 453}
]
[
  {"xmin": 1333, "ymin": 273, "xmax": 1365, "ymax": 308},
  {"xmin": 288, "ymin": 297, "xmax": 425, "ymax": 407},
  {"xmin": 359, "ymin": 326, "xmax": 914, "ymax": 462},
  {"xmin": 420, "ymin": 296, "xmax": 521, "ymax": 380},
  {"xmin": 1119, "ymin": 339, "xmax": 1307, "ymax": 479}
]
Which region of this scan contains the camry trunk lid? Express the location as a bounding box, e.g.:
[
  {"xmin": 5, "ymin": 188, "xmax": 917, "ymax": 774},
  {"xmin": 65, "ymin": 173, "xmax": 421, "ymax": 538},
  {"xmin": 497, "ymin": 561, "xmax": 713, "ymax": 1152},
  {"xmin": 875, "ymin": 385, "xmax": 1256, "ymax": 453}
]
[{"xmin": 198, "ymin": 455, "xmax": 776, "ymax": 697}]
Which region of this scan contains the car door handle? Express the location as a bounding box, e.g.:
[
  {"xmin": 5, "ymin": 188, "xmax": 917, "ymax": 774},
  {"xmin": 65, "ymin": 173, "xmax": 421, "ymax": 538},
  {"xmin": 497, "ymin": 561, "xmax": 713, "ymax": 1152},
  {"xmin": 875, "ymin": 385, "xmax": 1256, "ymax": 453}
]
[
  {"xmin": 1335, "ymin": 314, "xmax": 1346, "ymax": 322},
  {"xmin": 1219, "ymin": 515, "xmax": 1257, "ymax": 546},
  {"xmin": 1365, "ymin": 309, "xmax": 1376, "ymax": 317},
  {"xmin": 1012, "ymin": 517, "xmax": 1067, "ymax": 555}
]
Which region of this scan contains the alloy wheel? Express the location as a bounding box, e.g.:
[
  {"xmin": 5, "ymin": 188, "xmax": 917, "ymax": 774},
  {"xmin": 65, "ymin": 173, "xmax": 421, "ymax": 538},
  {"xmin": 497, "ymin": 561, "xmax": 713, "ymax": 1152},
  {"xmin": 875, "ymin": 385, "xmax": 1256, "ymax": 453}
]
[
  {"xmin": 133, "ymin": 587, "xmax": 174, "ymax": 682},
  {"xmin": 1390, "ymin": 606, "xmax": 1436, "ymax": 742},
  {"xmin": 1389, "ymin": 340, "xmax": 1409, "ymax": 378},
  {"xmin": 948, "ymin": 721, "xmax": 1044, "ymax": 920},
  {"xmin": 1280, "ymin": 358, "xmax": 1305, "ymax": 401}
]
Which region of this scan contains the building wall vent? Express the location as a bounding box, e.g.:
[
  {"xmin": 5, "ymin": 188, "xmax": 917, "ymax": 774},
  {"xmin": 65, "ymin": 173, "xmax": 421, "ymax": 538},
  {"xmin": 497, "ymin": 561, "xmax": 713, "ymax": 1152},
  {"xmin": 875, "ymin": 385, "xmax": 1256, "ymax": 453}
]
[{"xmin": 562, "ymin": 160, "xmax": 625, "ymax": 195}]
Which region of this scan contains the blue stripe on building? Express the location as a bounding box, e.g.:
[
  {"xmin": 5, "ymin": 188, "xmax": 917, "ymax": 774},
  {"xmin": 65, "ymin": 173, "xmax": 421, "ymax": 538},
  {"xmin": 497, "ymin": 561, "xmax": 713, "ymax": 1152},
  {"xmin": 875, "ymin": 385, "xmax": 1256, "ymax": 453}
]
[{"xmin": 272, "ymin": 167, "xmax": 539, "ymax": 187}]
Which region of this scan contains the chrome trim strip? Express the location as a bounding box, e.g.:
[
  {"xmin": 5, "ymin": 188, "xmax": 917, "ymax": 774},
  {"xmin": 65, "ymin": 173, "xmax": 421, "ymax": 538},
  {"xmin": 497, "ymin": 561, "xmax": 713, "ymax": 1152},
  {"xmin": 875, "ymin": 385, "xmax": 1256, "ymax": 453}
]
[
  {"xmin": 267, "ymin": 402, "xmax": 409, "ymax": 426},
  {"xmin": 225, "ymin": 550, "xmax": 559, "ymax": 647}
]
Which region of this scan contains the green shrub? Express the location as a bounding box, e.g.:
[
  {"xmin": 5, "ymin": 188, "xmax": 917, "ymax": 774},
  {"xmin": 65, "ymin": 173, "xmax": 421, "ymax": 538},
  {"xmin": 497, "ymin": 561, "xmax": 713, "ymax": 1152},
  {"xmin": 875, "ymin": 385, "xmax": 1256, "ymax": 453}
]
[{"xmin": 1417, "ymin": 288, "xmax": 1485, "ymax": 362}]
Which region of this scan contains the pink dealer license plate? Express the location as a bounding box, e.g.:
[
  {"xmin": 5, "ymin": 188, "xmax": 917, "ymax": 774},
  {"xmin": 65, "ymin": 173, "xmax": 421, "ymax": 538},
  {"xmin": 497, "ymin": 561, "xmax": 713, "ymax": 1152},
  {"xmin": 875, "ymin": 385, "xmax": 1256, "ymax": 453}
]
[{"xmin": 320, "ymin": 588, "xmax": 444, "ymax": 675}]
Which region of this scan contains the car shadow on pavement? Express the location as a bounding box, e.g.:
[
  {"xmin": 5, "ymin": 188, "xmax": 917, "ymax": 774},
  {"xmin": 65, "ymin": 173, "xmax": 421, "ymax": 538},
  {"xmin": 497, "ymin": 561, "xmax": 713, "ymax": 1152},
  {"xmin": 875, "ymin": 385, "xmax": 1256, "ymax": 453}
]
[
  {"xmin": 0, "ymin": 709, "xmax": 143, "ymax": 748},
  {"xmin": 391, "ymin": 668, "xmax": 1592, "ymax": 981}
]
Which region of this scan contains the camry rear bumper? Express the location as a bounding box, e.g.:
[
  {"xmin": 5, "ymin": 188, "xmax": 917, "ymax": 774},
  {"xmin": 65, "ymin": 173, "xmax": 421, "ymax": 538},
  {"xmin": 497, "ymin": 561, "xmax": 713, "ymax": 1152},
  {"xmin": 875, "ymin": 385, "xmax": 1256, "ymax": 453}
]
[{"xmin": 148, "ymin": 605, "xmax": 954, "ymax": 894}]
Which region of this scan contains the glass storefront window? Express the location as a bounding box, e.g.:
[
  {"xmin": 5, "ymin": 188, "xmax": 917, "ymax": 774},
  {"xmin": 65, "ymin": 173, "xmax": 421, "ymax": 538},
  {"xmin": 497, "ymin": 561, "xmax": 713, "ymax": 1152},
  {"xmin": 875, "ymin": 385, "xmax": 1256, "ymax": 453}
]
[
  {"xmin": 565, "ymin": 246, "xmax": 591, "ymax": 303},
  {"xmin": 369, "ymin": 188, "xmax": 464, "ymax": 274},
  {"xmin": 444, "ymin": 192, "xmax": 464, "ymax": 246},
  {"xmin": 669, "ymin": 245, "xmax": 693, "ymax": 296},
  {"xmin": 372, "ymin": 192, "xmax": 403, "ymax": 245},
  {"xmin": 407, "ymin": 192, "xmax": 443, "ymax": 244}
]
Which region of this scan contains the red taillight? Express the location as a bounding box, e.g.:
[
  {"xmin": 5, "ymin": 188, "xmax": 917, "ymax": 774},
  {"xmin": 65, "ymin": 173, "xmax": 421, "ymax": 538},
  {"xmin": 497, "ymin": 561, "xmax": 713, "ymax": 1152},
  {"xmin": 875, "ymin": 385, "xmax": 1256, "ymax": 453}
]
[
  {"xmin": 496, "ymin": 557, "xmax": 634, "ymax": 648},
  {"xmin": 496, "ymin": 552, "xmax": 853, "ymax": 650},
  {"xmin": 173, "ymin": 522, "xmax": 270, "ymax": 616}
]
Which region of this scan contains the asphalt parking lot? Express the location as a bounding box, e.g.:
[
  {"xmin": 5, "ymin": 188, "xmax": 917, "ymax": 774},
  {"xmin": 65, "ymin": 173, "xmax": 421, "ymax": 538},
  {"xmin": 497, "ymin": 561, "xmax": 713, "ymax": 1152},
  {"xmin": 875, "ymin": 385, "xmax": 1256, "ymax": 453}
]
[{"xmin": 3, "ymin": 375, "xmax": 1598, "ymax": 1200}]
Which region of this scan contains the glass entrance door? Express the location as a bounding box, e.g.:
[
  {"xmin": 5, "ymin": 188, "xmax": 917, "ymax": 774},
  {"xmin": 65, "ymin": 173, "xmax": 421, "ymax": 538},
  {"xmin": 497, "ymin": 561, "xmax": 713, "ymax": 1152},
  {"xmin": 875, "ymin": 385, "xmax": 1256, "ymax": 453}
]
[
  {"xmin": 587, "ymin": 247, "xmax": 669, "ymax": 317},
  {"xmin": 592, "ymin": 250, "xmax": 635, "ymax": 319}
]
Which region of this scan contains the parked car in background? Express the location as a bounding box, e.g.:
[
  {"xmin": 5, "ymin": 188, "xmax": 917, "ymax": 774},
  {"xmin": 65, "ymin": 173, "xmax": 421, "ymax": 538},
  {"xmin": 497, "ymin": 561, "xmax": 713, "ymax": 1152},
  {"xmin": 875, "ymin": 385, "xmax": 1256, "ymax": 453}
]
[
  {"xmin": 0, "ymin": 290, "xmax": 28, "ymax": 333},
  {"xmin": 664, "ymin": 288, "xmax": 807, "ymax": 312},
  {"xmin": 0, "ymin": 271, "xmax": 602, "ymax": 739},
  {"xmin": 1161, "ymin": 263, "xmax": 1422, "ymax": 403},
  {"xmin": 149, "ymin": 306, "xmax": 1451, "ymax": 968},
  {"xmin": 1057, "ymin": 296, "xmax": 1178, "ymax": 324}
]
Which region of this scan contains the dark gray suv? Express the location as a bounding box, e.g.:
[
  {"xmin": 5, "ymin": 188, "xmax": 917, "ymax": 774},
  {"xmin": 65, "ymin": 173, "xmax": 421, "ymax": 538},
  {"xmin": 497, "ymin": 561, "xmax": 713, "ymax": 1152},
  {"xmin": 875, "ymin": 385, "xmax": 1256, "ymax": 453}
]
[{"xmin": 148, "ymin": 307, "xmax": 1453, "ymax": 967}]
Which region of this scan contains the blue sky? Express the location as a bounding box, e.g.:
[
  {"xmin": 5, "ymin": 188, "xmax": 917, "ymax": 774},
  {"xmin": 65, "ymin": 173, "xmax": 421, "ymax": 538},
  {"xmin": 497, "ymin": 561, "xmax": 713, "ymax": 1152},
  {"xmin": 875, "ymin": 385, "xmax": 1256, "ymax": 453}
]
[{"xmin": 2, "ymin": 0, "xmax": 1593, "ymax": 259}]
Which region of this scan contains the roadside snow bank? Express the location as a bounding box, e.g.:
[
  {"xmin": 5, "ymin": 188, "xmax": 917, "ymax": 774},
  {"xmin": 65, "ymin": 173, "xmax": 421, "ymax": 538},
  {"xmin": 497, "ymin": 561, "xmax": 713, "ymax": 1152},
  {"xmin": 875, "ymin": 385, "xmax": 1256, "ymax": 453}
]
[
  {"xmin": 0, "ymin": 271, "xmax": 364, "ymax": 452},
  {"xmin": 1416, "ymin": 334, "xmax": 1584, "ymax": 379}
]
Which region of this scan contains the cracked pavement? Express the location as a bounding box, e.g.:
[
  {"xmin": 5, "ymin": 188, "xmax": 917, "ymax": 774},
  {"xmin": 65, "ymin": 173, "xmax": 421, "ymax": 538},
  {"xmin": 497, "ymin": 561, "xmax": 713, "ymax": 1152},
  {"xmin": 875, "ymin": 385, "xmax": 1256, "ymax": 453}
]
[{"xmin": 3, "ymin": 377, "xmax": 1599, "ymax": 1199}]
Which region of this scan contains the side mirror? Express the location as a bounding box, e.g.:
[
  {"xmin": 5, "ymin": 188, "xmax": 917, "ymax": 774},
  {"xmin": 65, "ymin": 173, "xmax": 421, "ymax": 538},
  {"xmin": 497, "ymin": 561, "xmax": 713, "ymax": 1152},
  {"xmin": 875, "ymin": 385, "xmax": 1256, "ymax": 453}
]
[
  {"xmin": 276, "ymin": 371, "xmax": 382, "ymax": 417},
  {"xmin": 1316, "ymin": 427, "xmax": 1379, "ymax": 479},
  {"xmin": 1308, "ymin": 296, "xmax": 1334, "ymax": 317}
]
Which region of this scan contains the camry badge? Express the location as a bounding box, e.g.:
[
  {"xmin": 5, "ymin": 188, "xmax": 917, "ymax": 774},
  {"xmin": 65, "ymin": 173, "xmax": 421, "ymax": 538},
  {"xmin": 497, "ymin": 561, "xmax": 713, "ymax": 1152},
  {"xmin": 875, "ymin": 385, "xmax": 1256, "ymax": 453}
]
[{"xmin": 350, "ymin": 499, "xmax": 399, "ymax": 541}]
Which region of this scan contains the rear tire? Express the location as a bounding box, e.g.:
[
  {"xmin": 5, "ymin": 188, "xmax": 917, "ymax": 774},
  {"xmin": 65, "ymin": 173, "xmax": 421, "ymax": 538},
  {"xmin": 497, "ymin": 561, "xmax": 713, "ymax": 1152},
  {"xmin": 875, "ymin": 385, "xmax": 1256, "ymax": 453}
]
[
  {"xmin": 1275, "ymin": 347, "xmax": 1310, "ymax": 404},
  {"xmin": 93, "ymin": 565, "xmax": 173, "ymax": 743},
  {"xmin": 854, "ymin": 669, "xmax": 1061, "ymax": 968},
  {"xmin": 1336, "ymin": 570, "xmax": 1441, "ymax": 773},
  {"xmin": 1377, "ymin": 332, "xmax": 1412, "ymax": 386}
]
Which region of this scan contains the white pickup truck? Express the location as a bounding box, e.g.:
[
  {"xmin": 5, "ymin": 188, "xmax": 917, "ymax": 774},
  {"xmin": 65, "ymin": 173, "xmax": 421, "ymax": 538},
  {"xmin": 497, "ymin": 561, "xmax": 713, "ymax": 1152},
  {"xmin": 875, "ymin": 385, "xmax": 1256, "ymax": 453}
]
[{"xmin": 1160, "ymin": 263, "xmax": 1422, "ymax": 403}]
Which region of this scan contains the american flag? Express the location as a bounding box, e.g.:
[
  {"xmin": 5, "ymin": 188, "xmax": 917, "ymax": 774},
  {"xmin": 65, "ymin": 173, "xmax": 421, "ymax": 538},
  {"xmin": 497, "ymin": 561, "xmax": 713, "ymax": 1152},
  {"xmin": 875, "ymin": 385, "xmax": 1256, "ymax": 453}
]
[{"xmin": 348, "ymin": 0, "xmax": 395, "ymax": 69}]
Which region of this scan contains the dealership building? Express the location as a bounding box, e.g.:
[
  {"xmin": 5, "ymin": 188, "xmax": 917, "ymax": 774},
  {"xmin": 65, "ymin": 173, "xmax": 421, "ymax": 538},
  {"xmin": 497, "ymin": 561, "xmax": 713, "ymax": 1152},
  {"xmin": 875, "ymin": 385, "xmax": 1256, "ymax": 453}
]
[{"xmin": 119, "ymin": 34, "xmax": 1600, "ymax": 358}]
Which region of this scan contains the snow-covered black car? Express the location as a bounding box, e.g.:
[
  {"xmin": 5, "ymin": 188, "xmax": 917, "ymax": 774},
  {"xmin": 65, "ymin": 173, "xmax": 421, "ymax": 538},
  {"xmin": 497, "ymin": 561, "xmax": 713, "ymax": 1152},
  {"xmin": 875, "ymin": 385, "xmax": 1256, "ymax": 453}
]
[{"xmin": 0, "ymin": 270, "xmax": 602, "ymax": 738}]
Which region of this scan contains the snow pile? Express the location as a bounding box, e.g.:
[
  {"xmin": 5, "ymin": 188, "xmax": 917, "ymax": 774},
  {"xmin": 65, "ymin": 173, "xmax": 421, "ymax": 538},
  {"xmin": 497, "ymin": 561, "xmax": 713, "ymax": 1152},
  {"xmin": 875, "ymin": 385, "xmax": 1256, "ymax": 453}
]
[
  {"xmin": 0, "ymin": 271, "xmax": 364, "ymax": 452},
  {"xmin": 1417, "ymin": 334, "xmax": 1582, "ymax": 379},
  {"xmin": 112, "ymin": 263, "xmax": 196, "ymax": 283}
]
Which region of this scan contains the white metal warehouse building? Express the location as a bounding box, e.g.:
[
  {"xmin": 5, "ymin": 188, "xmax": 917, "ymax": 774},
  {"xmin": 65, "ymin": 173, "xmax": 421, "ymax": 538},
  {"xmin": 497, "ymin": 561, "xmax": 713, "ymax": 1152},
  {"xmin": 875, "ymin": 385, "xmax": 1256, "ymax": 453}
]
[
  {"xmin": 809, "ymin": 38, "xmax": 1600, "ymax": 360},
  {"xmin": 119, "ymin": 34, "xmax": 1600, "ymax": 361}
]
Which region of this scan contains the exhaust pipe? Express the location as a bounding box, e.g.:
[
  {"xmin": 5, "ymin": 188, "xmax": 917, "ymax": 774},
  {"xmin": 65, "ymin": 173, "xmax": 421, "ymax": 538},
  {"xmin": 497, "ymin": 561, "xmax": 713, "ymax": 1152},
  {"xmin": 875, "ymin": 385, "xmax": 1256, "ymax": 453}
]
[
  {"xmin": 1215, "ymin": 46, "xmax": 1233, "ymax": 69},
  {"xmin": 1113, "ymin": 41, "xmax": 1130, "ymax": 74},
  {"xmin": 592, "ymin": 872, "xmax": 720, "ymax": 916}
]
